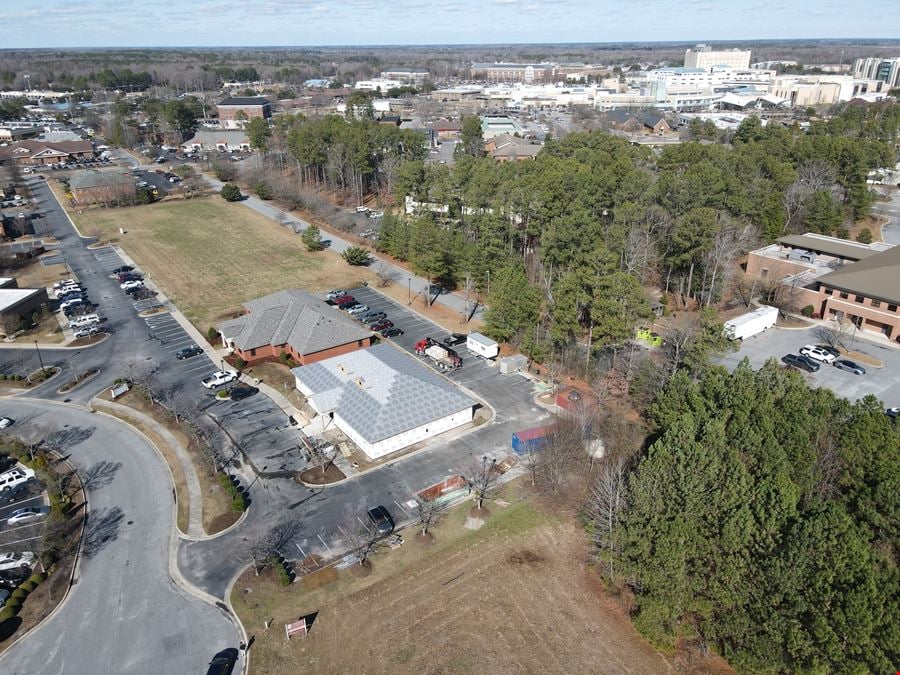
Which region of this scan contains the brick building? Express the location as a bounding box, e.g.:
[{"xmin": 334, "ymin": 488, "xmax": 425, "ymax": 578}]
[
  {"xmin": 69, "ymin": 169, "xmax": 136, "ymax": 205},
  {"xmin": 216, "ymin": 97, "xmax": 272, "ymax": 129},
  {"xmin": 0, "ymin": 139, "xmax": 93, "ymax": 166},
  {"xmin": 217, "ymin": 290, "xmax": 373, "ymax": 366},
  {"xmin": 0, "ymin": 277, "xmax": 49, "ymax": 335},
  {"xmin": 745, "ymin": 233, "xmax": 900, "ymax": 341}
]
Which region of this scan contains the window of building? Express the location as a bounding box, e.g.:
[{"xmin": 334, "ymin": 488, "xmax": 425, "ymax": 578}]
[
  {"xmin": 357, "ymin": 340, "xmax": 364, "ymax": 347},
  {"xmin": 871, "ymin": 299, "xmax": 881, "ymax": 308},
  {"xmin": 839, "ymin": 292, "xmax": 849, "ymax": 299},
  {"xmin": 823, "ymin": 287, "xmax": 832, "ymax": 295},
  {"xmin": 250, "ymin": 348, "xmax": 256, "ymax": 356},
  {"xmin": 889, "ymin": 304, "xmax": 898, "ymax": 312},
  {"xmin": 855, "ymin": 295, "xmax": 864, "ymax": 303}
]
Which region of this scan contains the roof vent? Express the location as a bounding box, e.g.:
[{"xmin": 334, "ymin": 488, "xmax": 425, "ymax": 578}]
[{"xmin": 354, "ymin": 377, "xmax": 366, "ymax": 388}]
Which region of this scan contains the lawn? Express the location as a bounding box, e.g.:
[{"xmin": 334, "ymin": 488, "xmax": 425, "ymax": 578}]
[
  {"xmin": 232, "ymin": 490, "xmax": 671, "ymax": 675},
  {"xmin": 64, "ymin": 196, "xmax": 373, "ymax": 328}
]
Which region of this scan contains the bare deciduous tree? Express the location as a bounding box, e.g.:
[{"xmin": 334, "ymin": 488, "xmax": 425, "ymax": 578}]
[
  {"xmin": 375, "ymin": 263, "xmax": 399, "ymax": 288},
  {"xmin": 588, "ymin": 456, "xmax": 628, "ymax": 582},
  {"xmin": 464, "ymin": 456, "xmax": 501, "ymax": 510},
  {"xmin": 306, "ymin": 440, "xmax": 337, "ymax": 476},
  {"xmin": 415, "ymin": 497, "xmax": 446, "ymax": 536},
  {"xmin": 344, "ymin": 517, "xmax": 381, "ymax": 568},
  {"xmin": 243, "ymin": 519, "xmax": 301, "ymax": 575}
]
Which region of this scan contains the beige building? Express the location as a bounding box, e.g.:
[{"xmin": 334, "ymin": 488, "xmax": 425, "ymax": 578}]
[{"xmin": 684, "ymin": 45, "xmax": 751, "ymax": 70}]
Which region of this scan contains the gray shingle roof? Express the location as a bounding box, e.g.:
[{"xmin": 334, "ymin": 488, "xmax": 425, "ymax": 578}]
[
  {"xmin": 218, "ymin": 290, "xmax": 371, "ymax": 354},
  {"xmin": 817, "ymin": 245, "xmax": 900, "ymax": 305},
  {"xmin": 293, "ymin": 343, "xmax": 476, "ymax": 444},
  {"xmin": 69, "ymin": 169, "xmax": 134, "ymax": 189}
]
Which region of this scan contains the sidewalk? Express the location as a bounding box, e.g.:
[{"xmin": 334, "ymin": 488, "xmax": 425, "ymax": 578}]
[{"xmin": 93, "ymin": 397, "xmax": 205, "ymax": 538}]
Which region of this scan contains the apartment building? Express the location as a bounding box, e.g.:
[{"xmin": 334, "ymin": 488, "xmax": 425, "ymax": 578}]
[
  {"xmin": 470, "ymin": 62, "xmax": 556, "ymax": 84},
  {"xmin": 684, "ymin": 44, "xmax": 752, "ymax": 70},
  {"xmin": 852, "ymin": 57, "xmax": 900, "ymax": 88}
]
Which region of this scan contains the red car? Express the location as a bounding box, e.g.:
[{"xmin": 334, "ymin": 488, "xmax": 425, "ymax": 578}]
[
  {"xmin": 369, "ymin": 320, "xmax": 393, "ymax": 332},
  {"xmin": 331, "ymin": 294, "xmax": 354, "ymax": 305}
]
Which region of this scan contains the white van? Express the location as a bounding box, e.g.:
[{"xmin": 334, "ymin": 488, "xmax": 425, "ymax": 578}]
[{"xmin": 68, "ymin": 314, "xmax": 100, "ymax": 328}]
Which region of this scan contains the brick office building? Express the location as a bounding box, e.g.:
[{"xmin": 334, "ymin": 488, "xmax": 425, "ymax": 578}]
[
  {"xmin": 216, "ymin": 97, "xmax": 272, "ymax": 129},
  {"xmin": 745, "ymin": 233, "xmax": 900, "ymax": 341},
  {"xmin": 217, "ymin": 290, "xmax": 373, "ymax": 366}
]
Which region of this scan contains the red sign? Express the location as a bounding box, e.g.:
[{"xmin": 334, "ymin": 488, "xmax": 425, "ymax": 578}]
[{"xmin": 285, "ymin": 619, "xmax": 307, "ymax": 639}]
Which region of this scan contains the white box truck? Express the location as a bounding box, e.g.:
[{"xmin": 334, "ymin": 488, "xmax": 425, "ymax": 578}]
[
  {"xmin": 724, "ymin": 305, "xmax": 778, "ymax": 341},
  {"xmin": 466, "ymin": 332, "xmax": 499, "ymax": 359}
]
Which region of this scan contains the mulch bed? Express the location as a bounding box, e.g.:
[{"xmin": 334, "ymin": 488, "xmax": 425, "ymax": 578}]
[{"xmin": 298, "ymin": 463, "xmax": 346, "ymax": 485}]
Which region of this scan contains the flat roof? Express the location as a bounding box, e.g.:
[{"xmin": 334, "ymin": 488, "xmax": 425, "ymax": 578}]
[
  {"xmin": 776, "ymin": 234, "xmax": 887, "ymax": 262},
  {"xmin": 0, "ymin": 288, "xmax": 44, "ymax": 313}
]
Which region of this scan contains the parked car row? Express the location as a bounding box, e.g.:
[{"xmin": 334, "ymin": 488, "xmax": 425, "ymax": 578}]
[
  {"xmin": 782, "ymin": 343, "xmax": 867, "ymax": 375},
  {"xmin": 46, "ymin": 157, "xmax": 111, "ymax": 171},
  {"xmin": 325, "ymin": 290, "xmax": 403, "ymax": 338}
]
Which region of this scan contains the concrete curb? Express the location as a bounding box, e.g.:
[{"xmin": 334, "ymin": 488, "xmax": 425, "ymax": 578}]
[{"xmin": 55, "ymin": 367, "xmax": 101, "ymax": 395}]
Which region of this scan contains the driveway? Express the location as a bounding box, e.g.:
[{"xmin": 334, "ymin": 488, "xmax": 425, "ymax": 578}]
[
  {"xmin": 0, "ymin": 400, "xmax": 242, "ymax": 675},
  {"xmin": 718, "ymin": 325, "xmax": 900, "ymax": 406},
  {"xmin": 873, "ymin": 187, "xmax": 900, "ymax": 246}
]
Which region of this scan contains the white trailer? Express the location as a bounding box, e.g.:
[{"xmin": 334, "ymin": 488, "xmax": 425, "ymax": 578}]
[
  {"xmin": 466, "ymin": 332, "xmax": 499, "ymax": 360},
  {"xmin": 723, "ymin": 305, "xmax": 779, "ymax": 341}
]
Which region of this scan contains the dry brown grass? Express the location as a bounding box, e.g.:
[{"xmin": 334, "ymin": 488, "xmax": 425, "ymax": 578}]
[
  {"xmin": 232, "ymin": 490, "xmax": 671, "ymax": 675},
  {"xmin": 243, "ymin": 362, "xmax": 306, "ymax": 409},
  {"xmin": 58, "ymin": 193, "xmax": 372, "ymax": 329},
  {"xmin": 6, "ymin": 256, "xmax": 70, "ymax": 290}
]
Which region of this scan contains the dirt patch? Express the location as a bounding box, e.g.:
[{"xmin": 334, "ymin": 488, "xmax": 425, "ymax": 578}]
[
  {"xmin": 1, "ymin": 253, "xmax": 69, "ymax": 290},
  {"xmin": 298, "ymin": 463, "xmax": 346, "ymax": 485},
  {"xmin": 840, "ymin": 348, "xmax": 883, "ymax": 368},
  {"xmin": 376, "ymin": 282, "xmax": 485, "ymax": 334},
  {"xmin": 231, "ymin": 495, "xmax": 676, "ymax": 675},
  {"xmin": 66, "ymin": 333, "xmax": 108, "ymax": 348},
  {"xmin": 507, "ymin": 548, "xmax": 546, "ymax": 565}
]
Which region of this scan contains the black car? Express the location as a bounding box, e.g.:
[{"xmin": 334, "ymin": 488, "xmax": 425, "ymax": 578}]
[
  {"xmin": 117, "ymin": 273, "xmax": 143, "ymax": 283},
  {"xmin": 337, "ymin": 300, "xmax": 360, "ymax": 311},
  {"xmin": 112, "ymin": 265, "xmax": 134, "ymax": 274},
  {"xmin": 206, "ymin": 647, "xmax": 238, "ymax": 675},
  {"xmin": 443, "ymin": 333, "xmax": 467, "ymax": 347},
  {"xmin": 782, "ymin": 353, "xmax": 820, "ymax": 373},
  {"xmin": 366, "ymin": 505, "xmax": 394, "ymax": 537},
  {"xmin": 229, "ymin": 385, "xmax": 258, "ymax": 401},
  {"xmin": 381, "ymin": 327, "xmax": 404, "ymax": 338},
  {"xmin": 175, "ymin": 344, "xmax": 203, "ymax": 360}
]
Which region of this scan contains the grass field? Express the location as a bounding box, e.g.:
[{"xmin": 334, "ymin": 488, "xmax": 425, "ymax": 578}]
[
  {"xmin": 232, "ymin": 491, "xmax": 670, "ymax": 675},
  {"xmin": 65, "ymin": 196, "xmax": 372, "ymax": 328}
]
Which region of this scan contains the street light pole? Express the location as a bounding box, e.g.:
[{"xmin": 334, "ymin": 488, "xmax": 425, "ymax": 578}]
[
  {"xmin": 34, "ymin": 340, "xmax": 44, "ymax": 373},
  {"xmin": 407, "ymin": 277, "xmax": 411, "ymax": 305}
]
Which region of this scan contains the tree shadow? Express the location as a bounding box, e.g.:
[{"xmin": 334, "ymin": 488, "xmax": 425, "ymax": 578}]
[
  {"xmin": 81, "ymin": 506, "xmax": 125, "ymax": 559},
  {"xmin": 81, "ymin": 461, "xmax": 121, "ymax": 491},
  {"xmin": 0, "ymin": 616, "xmax": 22, "ymax": 643},
  {"xmin": 47, "ymin": 425, "xmax": 96, "ymax": 450}
]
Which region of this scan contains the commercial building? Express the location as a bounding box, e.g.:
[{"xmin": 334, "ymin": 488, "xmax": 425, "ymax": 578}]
[
  {"xmin": 684, "ymin": 44, "xmax": 752, "ymax": 70},
  {"xmin": 852, "ymin": 57, "xmax": 900, "ymax": 88},
  {"xmin": 745, "ymin": 233, "xmax": 900, "ymax": 341},
  {"xmin": 480, "ymin": 114, "xmax": 523, "ymax": 139},
  {"xmin": 470, "ymin": 62, "xmax": 556, "ymax": 84},
  {"xmin": 0, "ymin": 139, "xmax": 93, "ymax": 166},
  {"xmin": 354, "ymin": 78, "xmax": 403, "ymax": 91},
  {"xmin": 218, "ymin": 290, "xmax": 373, "ymax": 366},
  {"xmin": 181, "ymin": 130, "xmax": 251, "ymax": 153},
  {"xmin": 770, "ymin": 75, "xmax": 889, "ymax": 107},
  {"xmin": 293, "ymin": 343, "xmax": 477, "ymax": 459},
  {"xmin": 485, "ymin": 134, "xmax": 543, "ymax": 162},
  {"xmin": 0, "ymin": 278, "xmax": 49, "ymax": 334},
  {"xmin": 69, "ymin": 169, "xmax": 136, "ymax": 205},
  {"xmin": 216, "ymin": 96, "xmax": 272, "ymax": 129},
  {"xmin": 379, "ymin": 68, "xmax": 430, "ymax": 84}
]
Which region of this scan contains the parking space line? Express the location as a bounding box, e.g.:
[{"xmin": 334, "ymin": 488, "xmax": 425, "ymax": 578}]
[
  {"xmin": 393, "ymin": 500, "xmax": 410, "ymax": 517},
  {"xmin": 315, "ymin": 535, "xmax": 332, "ymax": 554},
  {"xmin": 0, "ymin": 534, "xmax": 43, "ymax": 547},
  {"xmin": 0, "ymin": 495, "xmax": 44, "ymax": 509}
]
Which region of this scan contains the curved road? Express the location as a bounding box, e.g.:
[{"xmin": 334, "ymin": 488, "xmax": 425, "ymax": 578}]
[{"xmin": 0, "ymin": 399, "xmax": 242, "ymax": 675}]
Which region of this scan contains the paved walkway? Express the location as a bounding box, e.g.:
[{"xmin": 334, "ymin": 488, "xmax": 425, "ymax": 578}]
[
  {"xmin": 94, "ymin": 397, "xmax": 206, "ymax": 538},
  {"xmin": 874, "ymin": 187, "xmax": 900, "ymax": 246}
]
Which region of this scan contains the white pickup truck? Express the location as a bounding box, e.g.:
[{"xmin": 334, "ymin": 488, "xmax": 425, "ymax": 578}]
[{"xmin": 201, "ymin": 370, "xmax": 238, "ymax": 389}]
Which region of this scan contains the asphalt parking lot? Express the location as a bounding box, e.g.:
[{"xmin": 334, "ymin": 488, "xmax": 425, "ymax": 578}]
[
  {"xmin": 718, "ymin": 325, "xmax": 900, "ymax": 406},
  {"xmin": 130, "ymin": 168, "xmax": 169, "ymax": 196},
  {"xmin": 426, "ymin": 139, "xmax": 456, "ymax": 166},
  {"xmin": 0, "ymin": 470, "xmax": 46, "ymax": 588}
]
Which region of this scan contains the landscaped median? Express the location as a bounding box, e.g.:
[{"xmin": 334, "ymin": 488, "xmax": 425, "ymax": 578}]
[
  {"xmin": 230, "ymin": 484, "xmax": 669, "ymax": 674},
  {"xmin": 95, "ymin": 383, "xmax": 245, "ymax": 536}
]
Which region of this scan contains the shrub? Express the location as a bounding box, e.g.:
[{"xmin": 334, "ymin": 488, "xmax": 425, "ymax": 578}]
[
  {"xmin": 206, "ymin": 327, "xmax": 220, "ymax": 342},
  {"xmin": 20, "ymin": 580, "xmax": 36, "ymax": 593},
  {"xmin": 4, "ymin": 597, "xmax": 20, "ymax": 610},
  {"xmin": 233, "ymin": 357, "xmax": 247, "ymax": 370},
  {"xmin": 856, "ymin": 228, "xmax": 873, "ymax": 244},
  {"xmin": 252, "ymin": 180, "xmax": 272, "ymax": 200},
  {"xmin": 0, "ymin": 374, "xmax": 6, "ymax": 380},
  {"xmin": 0, "ymin": 606, "xmax": 16, "ymax": 621},
  {"xmin": 231, "ymin": 495, "xmax": 247, "ymax": 512},
  {"xmin": 29, "ymin": 572, "xmax": 46, "ymax": 584},
  {"xmin": 277, "ymin": 564, "xmax": 293, "ymax": 586},
  {"xmin": 801, "ymin": 305, "xmax": 814, "ymax": 317},
  {"xmin": 342, "ymin": 245, "xmax": 370, "ymax": 266},
  {"xmin": 220, "ymin": 183, "xmax": 242, "ymax": 202},
  {"xmin": 278, "ymin": 350, "xmax": 290, "ymax": 364},
  {"xmin": 301, "ymin": 224, "xmax": 325, "ymax": 252},
  {"xmin": 836, "ymin": 226, "xmax": 850, "ymax": 239},
  {"xmin": 212, "ymin": 163, "xmax": 237, "ymax": 182},
  {"xmin": 11, "ymin": 588, "xmax": 29, "ymax": 600}
]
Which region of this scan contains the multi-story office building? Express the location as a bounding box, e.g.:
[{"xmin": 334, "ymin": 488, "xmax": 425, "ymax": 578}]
[
  {"xmin": 852, "ymin": 57, "xmax": 900, "ymax": 88},
  {"xmin": 684, "ymin": 44, "xmax": 752, "ymax": 70}
]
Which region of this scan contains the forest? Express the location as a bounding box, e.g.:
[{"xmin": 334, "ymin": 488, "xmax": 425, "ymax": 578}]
[{"xmin": 589, "ymin": 361, "xmax": 899, "ymax": 672}]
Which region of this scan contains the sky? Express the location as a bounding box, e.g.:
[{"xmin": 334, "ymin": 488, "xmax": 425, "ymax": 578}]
[{"xmin": 1, "ymin": 0, "xmax": 898, "ymax": 48}]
